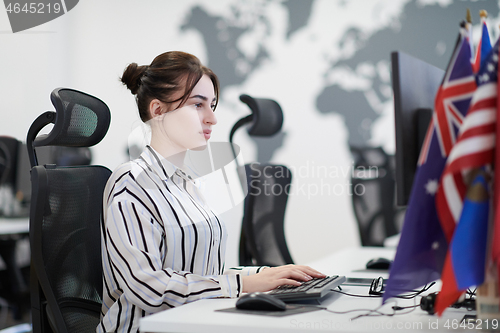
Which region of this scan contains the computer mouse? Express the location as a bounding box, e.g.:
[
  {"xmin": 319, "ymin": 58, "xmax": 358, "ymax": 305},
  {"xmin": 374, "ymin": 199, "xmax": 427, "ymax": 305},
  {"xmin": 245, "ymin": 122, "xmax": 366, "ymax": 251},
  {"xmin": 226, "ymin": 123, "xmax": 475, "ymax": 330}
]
[
  {"xmin": 235, "ymin": 292, "xmax": 287, "ymax": 311},
  {"xmin": 366, "ymin": 257, "xmax": 393, "ymax": 270}
]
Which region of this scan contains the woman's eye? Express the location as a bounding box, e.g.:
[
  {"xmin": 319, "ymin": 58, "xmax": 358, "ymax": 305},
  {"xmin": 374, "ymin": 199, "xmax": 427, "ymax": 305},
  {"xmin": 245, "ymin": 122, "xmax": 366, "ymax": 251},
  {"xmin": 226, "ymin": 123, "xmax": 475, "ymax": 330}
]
[
  {"xmin": 195, "ymin": 103, "xmax": 203, "ymax": 109},
  {"xmin": 211, "ymin": 105, "xmax": 216, "ymax": 111}
]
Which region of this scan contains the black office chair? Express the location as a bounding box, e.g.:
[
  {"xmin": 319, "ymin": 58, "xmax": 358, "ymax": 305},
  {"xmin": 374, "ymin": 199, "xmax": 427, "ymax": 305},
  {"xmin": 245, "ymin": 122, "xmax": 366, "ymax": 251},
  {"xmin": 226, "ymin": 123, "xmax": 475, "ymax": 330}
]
[
  {"xmin": 0, "ymin": 136, "xmax": 21, "ymax": 218},
  {"xmin": 239, "ymin": 163, "xmax": 294, "ymax": 266},
  {"xmin": 350, "ymin": 146, "xmax": 403, "ymax": 246},
  {"xmin": 0, "ymin": 137, "xmax": 18, "ymax": 189},
  {"xmin": 0, "ymin": 136, "xmax": 30, "ymax": 322},
  {"xmin": 27, "ymin": 88, "xmax": 111, "ymax": 333},
  {"xmin": 230, "ymin": 94, "xmax": 294, "ymax": 266},
  {"xmin": 229, "ymin": 94, "xmax": 283, "ymax": 144}
]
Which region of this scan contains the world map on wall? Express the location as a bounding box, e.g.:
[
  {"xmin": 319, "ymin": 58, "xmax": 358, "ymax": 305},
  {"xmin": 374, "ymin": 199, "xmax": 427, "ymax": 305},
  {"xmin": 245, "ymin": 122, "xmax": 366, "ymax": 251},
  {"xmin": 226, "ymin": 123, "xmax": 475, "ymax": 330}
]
[{"xmin": 180, "ymin": 0, "xmax": 499, "ymax": 162}]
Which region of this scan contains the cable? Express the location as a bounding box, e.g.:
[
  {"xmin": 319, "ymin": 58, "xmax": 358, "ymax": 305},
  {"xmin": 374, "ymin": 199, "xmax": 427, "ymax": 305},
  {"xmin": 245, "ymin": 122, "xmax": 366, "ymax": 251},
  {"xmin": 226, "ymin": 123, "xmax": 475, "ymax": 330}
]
[
  {"xmin": 327, "ymin": 301, "xmax": 418, "ymax": 321},
  {"xmin": 331, "ymin": 289, "xmax": 382, "ymax": 298},
  {"xmin": 324, "ymin": 281, "xmax": 428, "ymax": 320},
  {"xmin": 466, "ymin": 288, "xmax": 476, "ymax": 297},
  {"xmin": 323, "ymin": 305, "xmax": 387, "ymax": 316},
  {"xmin": 349, "ymin": 300, "xmax": 419, "ymax": 321},
  {"xmin": 330, "ymin": 281, "xmax": 436, "ymax": 300},
  {"xmin": 392, "ymin": 304, "xmax": 420, "ymax": 311},
  {"xmin": 392, "ymin": 282, "xmax": 436, "ymax": 299}
]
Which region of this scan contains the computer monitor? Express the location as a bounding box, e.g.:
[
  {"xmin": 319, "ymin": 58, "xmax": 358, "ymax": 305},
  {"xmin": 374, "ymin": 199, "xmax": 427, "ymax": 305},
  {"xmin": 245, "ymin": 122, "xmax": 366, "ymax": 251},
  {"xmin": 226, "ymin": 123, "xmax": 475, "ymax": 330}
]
[{"xmin": 391, "ymin": 51, "xmax": 445, "ymax": 206}]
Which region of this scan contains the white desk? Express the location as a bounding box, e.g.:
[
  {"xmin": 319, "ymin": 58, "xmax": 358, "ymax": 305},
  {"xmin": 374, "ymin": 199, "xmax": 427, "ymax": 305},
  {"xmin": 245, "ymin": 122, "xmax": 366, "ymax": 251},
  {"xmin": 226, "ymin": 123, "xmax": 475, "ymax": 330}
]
[
  {"xmin": 0, "ymin": 217, "xmax": 30, "ymax": 268},
  {"xmin": 0, "ymin": 217, "xmax": 29, "ymax": 236},
  {"xmin": 140, "ymin": 247, "xmax": 473, "ymax": 333}
]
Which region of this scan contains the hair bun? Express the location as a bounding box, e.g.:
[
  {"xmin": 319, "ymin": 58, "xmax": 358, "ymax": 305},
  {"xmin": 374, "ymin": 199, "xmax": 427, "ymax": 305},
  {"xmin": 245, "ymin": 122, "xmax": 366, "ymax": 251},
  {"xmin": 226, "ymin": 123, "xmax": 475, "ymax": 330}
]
[{"xmin": 121, "ymin": 63, "xmax": 148, "ymax": 95}]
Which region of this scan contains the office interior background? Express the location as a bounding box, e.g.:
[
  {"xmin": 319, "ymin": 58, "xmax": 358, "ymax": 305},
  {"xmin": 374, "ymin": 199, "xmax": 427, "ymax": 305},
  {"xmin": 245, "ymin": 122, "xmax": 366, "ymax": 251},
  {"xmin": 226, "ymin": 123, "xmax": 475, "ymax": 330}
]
[{"xmin": 1, "ymin": 0, "xmax": 499, "ymax": 267}]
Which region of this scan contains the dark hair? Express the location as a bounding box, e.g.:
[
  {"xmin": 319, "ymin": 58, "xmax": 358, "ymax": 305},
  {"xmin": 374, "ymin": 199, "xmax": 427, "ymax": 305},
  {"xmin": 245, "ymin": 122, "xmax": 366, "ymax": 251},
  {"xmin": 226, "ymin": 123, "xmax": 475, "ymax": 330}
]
[{"xmin": 121, "ymin": 51, "xmax": 220, "ymax": 122}]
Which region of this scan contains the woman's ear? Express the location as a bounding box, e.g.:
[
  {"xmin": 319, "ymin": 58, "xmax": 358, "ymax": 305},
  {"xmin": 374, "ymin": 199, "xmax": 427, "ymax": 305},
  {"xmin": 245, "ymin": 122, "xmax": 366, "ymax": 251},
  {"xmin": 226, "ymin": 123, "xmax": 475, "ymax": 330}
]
[{"xmin": 149, "ymin": 99, "xmax": 164, "ymax": 119}]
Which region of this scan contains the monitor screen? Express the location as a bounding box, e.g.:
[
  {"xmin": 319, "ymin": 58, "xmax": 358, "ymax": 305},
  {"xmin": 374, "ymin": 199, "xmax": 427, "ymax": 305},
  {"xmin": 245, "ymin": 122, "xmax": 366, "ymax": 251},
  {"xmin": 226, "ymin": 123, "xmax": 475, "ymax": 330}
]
[{"xmin": 391, "ymin": 51, "xmax": 445, "ymax": 206}]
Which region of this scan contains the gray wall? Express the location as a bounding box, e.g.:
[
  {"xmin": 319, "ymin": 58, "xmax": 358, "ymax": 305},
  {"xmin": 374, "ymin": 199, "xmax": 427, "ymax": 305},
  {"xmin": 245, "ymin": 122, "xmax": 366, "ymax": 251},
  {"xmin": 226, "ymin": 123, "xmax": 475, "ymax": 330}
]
[{"xmin": 1, "ymin": 0, "xmax": 498, "ymax": 266}]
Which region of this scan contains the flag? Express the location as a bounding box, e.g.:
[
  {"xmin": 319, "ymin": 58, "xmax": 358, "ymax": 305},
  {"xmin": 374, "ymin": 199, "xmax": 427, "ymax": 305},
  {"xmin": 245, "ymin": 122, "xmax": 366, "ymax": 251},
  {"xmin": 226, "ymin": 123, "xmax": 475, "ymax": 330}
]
[
  {"xmin": 434, "ymin": 36, "xmax": 498, "ymax": 315},
  {"xmin": 492, "ymin": 38, "xmax": 500, "ymax": 307},
  {"xmin": 436, "ymin": 40, "xmax": 497, "ymax": 243},
  {"xmin": 435, "ymin": 172, "xmax": 490, "ymax": 315},
  {"xmin": 383, "ymin": 29, "xmax": 476, "ymax": 302},
  {"xmin": 472, "ymin": 12, "xmax": 492, "ymax": 73}
]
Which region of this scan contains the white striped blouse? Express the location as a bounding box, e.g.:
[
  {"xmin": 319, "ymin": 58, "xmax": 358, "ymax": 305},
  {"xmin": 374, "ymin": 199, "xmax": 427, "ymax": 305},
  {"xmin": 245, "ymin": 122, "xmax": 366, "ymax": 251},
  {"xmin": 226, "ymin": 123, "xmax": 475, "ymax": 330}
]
[{"xmin": 98, "ymin": 146, "xmax": 262, "ymax": 333}]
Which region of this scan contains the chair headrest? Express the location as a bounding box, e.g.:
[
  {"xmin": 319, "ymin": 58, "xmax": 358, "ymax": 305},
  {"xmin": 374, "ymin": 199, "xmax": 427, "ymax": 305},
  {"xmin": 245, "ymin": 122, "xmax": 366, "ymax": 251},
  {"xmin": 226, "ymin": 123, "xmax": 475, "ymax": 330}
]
[
  {"xmin": 33, "ymin": 88, "xmax": 111, "ymax": 148},
  {"xmin": 239, "ymin": 94, "xmax": 283, "ymax": 137},
  {"xmin": 350, "ymin": 146, "xmax": 390, "ymax": 167}
]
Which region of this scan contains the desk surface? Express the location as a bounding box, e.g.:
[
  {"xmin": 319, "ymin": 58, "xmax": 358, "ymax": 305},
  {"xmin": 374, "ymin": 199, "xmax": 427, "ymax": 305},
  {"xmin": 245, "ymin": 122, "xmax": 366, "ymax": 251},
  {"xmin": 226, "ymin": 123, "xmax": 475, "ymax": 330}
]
[
  {"xmin": 0, "ymin": 217, "xmax": 29, "ymax": 236},
  {"xmin": 140, "ymin": 247, "xmax": 473, "ymax": 333}
]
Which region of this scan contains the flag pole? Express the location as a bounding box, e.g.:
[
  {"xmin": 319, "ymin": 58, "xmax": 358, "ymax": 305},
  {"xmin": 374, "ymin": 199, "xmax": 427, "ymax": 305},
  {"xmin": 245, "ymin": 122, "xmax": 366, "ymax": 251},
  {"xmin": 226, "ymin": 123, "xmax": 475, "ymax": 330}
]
[{"xmin": 466, "ymin": 8, "xmax": 474, "ymax": 63}]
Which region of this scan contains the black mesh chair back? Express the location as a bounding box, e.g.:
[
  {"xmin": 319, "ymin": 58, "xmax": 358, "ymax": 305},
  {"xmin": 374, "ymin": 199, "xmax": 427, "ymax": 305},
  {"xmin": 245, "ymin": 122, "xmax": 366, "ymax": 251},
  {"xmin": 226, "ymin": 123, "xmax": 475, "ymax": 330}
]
[
  {"xmin": 30, "ymin": 165, "xmax": 111, "ymax": 332},
  {"xmin": 27, "ymin": 87, "xmax": 111, "ymax": 333},
  {"xmin": 239, "ymin": 163, "xmax": 294, "ymax": 266},
  {"xmin": 350, "ymin": 146, "xmax": 403, "ymax": 246},
  {"xmin": 27, "ymin": 88, "xmax": 111, "ymax": 168}
]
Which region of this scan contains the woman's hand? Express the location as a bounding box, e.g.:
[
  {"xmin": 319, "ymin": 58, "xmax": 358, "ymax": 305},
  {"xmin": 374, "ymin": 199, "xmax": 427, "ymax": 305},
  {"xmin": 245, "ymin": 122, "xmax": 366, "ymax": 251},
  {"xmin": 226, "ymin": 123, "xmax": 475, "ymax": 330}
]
[{"xmin": 241, "ymin": 265, "xmax": 326, "ymax": 293}]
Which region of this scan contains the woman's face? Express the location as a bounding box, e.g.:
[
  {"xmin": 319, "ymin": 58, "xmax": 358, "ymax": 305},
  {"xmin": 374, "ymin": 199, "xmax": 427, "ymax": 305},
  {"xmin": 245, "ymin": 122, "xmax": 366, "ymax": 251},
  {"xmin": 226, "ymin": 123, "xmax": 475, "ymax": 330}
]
[{"xmin": 154, "ymin": 74, "xmax": 217, "ymax": 153}]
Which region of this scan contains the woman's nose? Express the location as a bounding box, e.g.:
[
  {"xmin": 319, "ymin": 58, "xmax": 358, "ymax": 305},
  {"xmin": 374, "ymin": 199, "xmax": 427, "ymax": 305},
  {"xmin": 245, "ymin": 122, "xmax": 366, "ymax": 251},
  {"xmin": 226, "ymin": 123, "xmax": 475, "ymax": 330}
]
[{"xmin": 204, "ymin": 108, "xmax": 217, "ymax": 125}]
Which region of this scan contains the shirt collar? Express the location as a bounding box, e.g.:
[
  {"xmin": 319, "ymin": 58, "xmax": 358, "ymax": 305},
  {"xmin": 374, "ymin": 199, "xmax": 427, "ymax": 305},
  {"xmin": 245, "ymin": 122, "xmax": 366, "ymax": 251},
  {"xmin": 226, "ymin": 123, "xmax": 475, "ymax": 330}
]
[{"xmin": 141, "ymin": 146, "xmax": 177, "ymax": 180}]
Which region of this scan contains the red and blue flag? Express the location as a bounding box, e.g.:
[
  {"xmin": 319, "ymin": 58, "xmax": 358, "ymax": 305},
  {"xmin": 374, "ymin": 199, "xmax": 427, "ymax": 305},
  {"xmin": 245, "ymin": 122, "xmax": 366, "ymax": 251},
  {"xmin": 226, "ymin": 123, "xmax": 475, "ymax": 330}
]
[{"xmin": 472, "ymin": 15, "xmax": 492, "ymax": 73}]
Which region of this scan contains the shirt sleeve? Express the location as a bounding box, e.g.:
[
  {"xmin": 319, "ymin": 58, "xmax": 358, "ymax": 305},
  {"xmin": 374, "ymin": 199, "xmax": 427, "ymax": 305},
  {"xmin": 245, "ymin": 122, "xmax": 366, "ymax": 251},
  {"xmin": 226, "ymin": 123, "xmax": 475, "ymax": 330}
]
[
  {"xmin": 224, "ymin": 266, "xmax": 269, "ymax": 276},
  {"xmin": 103, "ymin": 179, "xmax": 242, "ymax": 314}
]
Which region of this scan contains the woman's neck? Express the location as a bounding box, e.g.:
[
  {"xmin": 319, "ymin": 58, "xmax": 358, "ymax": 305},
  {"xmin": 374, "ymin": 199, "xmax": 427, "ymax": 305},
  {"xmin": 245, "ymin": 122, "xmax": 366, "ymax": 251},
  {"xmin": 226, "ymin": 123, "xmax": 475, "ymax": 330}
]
[{"xmin": 150, "ymin": 139, "xmax": 187, "ymax": 169}]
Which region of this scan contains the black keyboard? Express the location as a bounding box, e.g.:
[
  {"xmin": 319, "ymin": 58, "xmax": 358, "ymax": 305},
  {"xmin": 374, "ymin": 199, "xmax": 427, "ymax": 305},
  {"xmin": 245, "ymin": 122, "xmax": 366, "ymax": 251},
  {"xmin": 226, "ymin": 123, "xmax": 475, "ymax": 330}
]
[{"xmin": 268, "ymin": 275, "xmax": 346, "ymax": 302}]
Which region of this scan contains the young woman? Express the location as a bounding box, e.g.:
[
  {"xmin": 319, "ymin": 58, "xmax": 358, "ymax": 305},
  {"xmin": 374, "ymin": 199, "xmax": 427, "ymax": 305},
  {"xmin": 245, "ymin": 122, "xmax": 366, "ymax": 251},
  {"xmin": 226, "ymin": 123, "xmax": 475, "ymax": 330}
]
[{"xmin": 98, "ymin": 51, "xmax": 324, "ymax": 332}]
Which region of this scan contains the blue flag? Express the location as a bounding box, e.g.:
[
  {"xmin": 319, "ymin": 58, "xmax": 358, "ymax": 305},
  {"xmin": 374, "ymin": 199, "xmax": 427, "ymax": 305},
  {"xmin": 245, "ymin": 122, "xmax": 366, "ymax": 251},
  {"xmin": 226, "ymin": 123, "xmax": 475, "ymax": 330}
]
[{"xmin": 452, "ymin": 174, "xmax": 489, "ymax": 289}]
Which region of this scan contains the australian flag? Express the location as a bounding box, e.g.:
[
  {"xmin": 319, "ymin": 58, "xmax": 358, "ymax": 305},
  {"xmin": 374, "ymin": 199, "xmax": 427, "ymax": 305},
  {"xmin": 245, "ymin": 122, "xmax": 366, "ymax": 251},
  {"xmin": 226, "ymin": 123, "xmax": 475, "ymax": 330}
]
[{"xmin": 383, "ymin": 30, "xmax": 476, "ymax": 301}]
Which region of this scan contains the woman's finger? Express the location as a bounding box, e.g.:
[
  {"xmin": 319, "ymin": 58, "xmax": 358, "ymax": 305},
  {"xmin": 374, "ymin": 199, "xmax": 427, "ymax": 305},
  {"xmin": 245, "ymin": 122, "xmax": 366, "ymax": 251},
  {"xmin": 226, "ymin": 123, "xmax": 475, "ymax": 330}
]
[
  {"xmin": 276, "ymin": 278, "xmax": 302, "ymax": 287},
  {"xmin": 280, "ymin": 265, "xmax": 326, "ymax": 278}
]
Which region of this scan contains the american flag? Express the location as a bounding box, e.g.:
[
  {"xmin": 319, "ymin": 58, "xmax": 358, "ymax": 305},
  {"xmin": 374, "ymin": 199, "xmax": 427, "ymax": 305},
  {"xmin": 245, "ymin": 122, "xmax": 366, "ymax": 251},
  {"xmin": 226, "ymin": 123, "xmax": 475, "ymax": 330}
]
[{"xmin": 383, "ymin": 30, "xmax": 475, "ymax": 302}]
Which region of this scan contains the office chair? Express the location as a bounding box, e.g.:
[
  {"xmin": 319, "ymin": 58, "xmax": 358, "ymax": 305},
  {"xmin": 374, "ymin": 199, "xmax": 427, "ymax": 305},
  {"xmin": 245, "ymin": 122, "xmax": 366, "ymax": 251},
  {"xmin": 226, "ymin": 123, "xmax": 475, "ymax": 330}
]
[
  {"xmin": 240, "ymin": 163, "xmax": 294, "ymax": 266},
  {"xmin": 27, "ymin": 88, "xmax": 111, "ymax": 333},
  {"xmin": 0, "ymin": 136, "xmax": 32, "ymax": 323},
  {"xmin": 0, "ymin": 137, "xmax": 18, "ymax": 189},
  {"xmin": 349, "ymin": 146, "xmax": 403, "ymax": 246},
  {"xmin": 0, "ymin": 136, "xmax": 21, "ymax": 217},
  {"xmin": 230, "ymin": 94, "xmax": 294, "ymax": 266}
]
